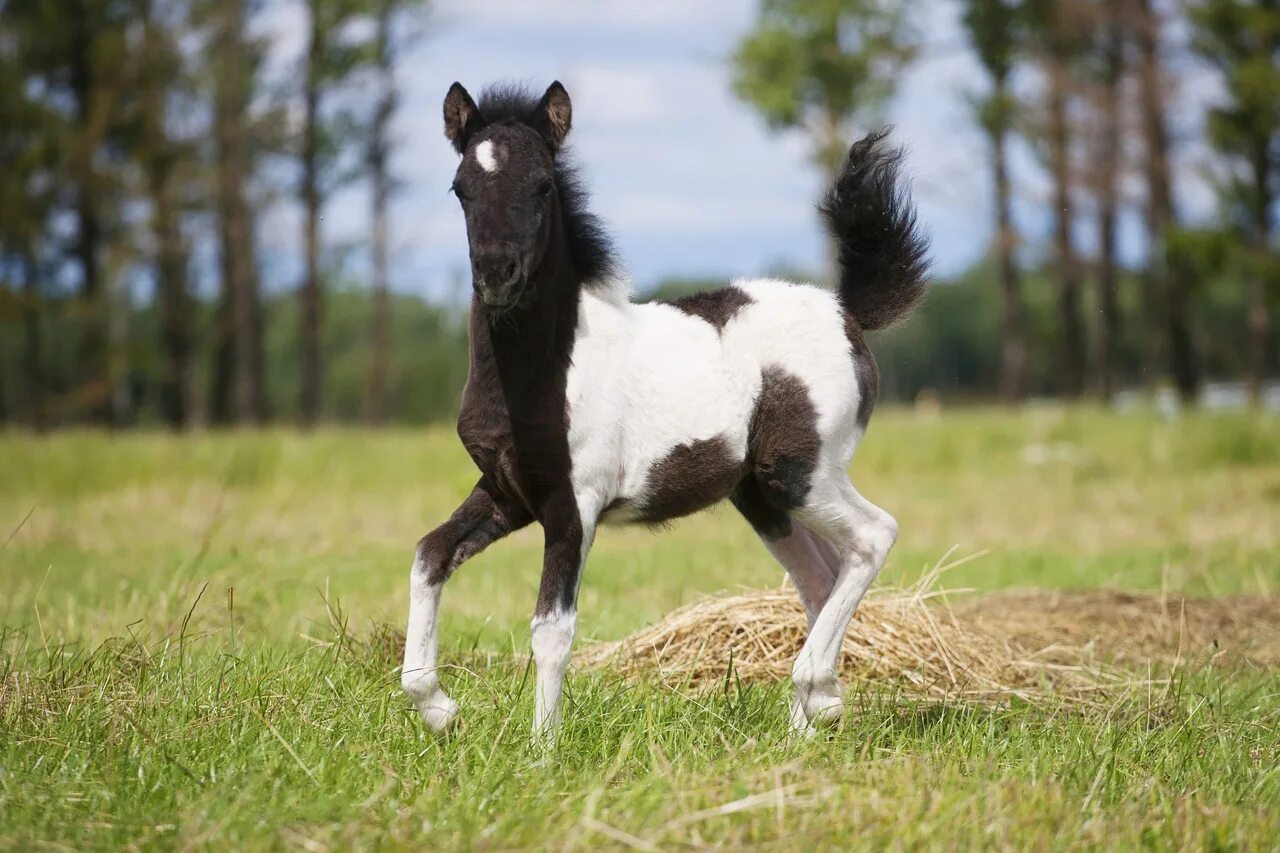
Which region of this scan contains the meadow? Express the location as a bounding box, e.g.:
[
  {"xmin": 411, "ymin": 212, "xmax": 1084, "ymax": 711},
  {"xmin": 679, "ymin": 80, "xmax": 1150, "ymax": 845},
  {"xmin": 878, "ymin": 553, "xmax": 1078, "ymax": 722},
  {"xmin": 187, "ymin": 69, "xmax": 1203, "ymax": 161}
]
[{"xmin": 2, "ymin": 408, "xmax": 1278, "ymax": 849}]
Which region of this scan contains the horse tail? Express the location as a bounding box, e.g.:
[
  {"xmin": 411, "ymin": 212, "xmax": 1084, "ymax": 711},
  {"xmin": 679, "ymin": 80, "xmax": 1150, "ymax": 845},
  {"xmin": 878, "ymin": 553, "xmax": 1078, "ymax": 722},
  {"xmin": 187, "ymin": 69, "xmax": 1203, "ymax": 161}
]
[{"xmin": 818, "ymin": 129, "xmax": 930, "ymax": 332}]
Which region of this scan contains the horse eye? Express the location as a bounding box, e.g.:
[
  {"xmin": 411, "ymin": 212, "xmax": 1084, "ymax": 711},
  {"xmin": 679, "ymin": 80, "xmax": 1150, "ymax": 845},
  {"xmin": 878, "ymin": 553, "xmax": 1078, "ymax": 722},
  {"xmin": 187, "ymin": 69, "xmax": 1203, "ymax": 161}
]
[
  {"xmin": 451, "ymin": 182, "xmax": 468, "ymax": 201},
  {"xmin": 537, "ymin": 180, "xmax": 554, "ymax": 197}
]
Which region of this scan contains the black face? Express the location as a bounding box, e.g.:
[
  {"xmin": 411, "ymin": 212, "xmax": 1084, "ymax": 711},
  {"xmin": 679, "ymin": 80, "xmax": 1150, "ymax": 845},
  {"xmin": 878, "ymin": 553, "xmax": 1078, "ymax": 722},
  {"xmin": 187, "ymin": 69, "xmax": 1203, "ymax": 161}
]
[
  {"xmin": 443, "ymin": 81, "xmax": 573, "ymax": 311},
  {"xmin": 452, "ymin": 126, "xmax": 557, "ymax": 310}
]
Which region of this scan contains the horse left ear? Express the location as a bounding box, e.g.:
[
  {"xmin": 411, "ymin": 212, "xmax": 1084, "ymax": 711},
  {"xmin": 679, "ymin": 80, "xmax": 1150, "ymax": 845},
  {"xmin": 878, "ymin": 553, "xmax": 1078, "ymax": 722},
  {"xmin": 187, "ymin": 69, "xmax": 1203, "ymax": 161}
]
[{"xmin": 532, "ymin": 81, "xmax": 572, "ymax": 152}]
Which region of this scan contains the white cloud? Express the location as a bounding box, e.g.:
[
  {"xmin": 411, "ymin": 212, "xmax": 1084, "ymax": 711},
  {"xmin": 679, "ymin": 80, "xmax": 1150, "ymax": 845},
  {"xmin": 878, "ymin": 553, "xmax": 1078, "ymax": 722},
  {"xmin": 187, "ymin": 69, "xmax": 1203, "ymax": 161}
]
[
  {"xmin": 250, "ymin": 0, "xmax": 1226, "ymax": 301},
  {"xmin": 433, "ymin": 0, "xmax": 752, "ymax": 33}
]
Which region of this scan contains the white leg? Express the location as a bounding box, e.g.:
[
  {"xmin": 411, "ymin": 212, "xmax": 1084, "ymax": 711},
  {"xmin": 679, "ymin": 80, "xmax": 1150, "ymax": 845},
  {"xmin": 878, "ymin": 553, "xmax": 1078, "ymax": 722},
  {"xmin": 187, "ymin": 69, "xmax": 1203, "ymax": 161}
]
[
  {"xmin": 754, "ymin": 523, "xmax": 838, "ymax": 737},
  {"xmin": 400, "ymin": 481, "xmax": 526, "ymax": 733},
  {"xmin": 792, "ymin": 481, "xmax": 898, "ymax": 730},
  {"xmin": 401, "ymin": 565, "xmax": 460, "ymax": 732},
  {"xmin": 531, "ymin": 607, "xmax": 577, "ymax": 740},
  {"xmin": 765, "ymin": 523, "xmax": 841, "ymax": 738},
  {"xmin": 762, "ymin": 522, "xmax": 841, "ymax": 627},
  {"xmin": 530, "ymin": 508, "xmax": 595, "ymax": 746}
]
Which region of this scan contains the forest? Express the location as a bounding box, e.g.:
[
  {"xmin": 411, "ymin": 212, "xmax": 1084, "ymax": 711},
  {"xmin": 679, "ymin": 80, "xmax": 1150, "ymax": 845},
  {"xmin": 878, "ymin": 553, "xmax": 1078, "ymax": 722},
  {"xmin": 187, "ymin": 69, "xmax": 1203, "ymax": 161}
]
[{"xmin": 0, "ymin": 0, "xmax": 1276, "ymax": 427}]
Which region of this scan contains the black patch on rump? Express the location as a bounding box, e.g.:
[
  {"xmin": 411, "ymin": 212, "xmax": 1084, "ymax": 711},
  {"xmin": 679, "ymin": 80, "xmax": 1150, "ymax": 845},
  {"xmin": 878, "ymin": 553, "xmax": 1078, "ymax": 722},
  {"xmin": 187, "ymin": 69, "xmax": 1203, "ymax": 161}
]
[
  {"xmin": 731, "ymin": 367, "xmax": 821, "ymax": 541},
  {"xmin": 843, "ymin": 311, "xmax": 881, "ymax": 429},
  {"xmin": 621, "ymin": 436, "xmax": 745, "ymax": 525},
  {"xmin": 661, "ymin": 286, "xmax": 753, "ymax": 332}
]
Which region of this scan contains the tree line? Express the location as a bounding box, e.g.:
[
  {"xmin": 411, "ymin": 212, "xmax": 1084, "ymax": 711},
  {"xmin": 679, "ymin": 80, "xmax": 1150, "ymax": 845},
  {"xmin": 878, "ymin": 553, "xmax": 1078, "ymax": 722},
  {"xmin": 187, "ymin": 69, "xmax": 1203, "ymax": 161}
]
[
  {"xmin": 1, "ymin": 0, "xmax": 1276, "ymax": 429},
  {"xmin": 731, "ymin": 0, "xmax": 1278, "ymax": 405},
  {"xmin": 0, "ymin": 0, "xmax": 424, "ymax": 428}
]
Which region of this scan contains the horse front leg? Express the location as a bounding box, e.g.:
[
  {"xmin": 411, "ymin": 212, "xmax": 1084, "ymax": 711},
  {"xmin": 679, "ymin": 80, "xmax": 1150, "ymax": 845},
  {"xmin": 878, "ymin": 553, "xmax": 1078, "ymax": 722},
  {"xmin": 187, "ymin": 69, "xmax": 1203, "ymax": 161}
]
[
  {"xmin": 530, "ymin": 496, "xmax": 595, "ymax": 745},
  {"xmin": 402, "ymin": 479, "xmax": 529, "ymax": 732}
]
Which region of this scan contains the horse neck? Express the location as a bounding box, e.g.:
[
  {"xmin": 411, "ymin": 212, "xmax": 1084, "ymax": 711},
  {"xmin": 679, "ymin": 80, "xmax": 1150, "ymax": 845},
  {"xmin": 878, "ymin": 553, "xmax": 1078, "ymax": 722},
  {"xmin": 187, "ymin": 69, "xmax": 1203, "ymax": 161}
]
[{"xmin": 467, "ymin": 219, "xmax": 580, "ymax": 413}]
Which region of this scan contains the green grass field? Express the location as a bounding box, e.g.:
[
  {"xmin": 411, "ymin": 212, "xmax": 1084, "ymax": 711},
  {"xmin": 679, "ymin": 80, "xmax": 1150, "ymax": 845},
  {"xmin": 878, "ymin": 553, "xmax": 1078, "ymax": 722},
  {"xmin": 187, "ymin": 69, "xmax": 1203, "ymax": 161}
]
[{"xmin": 2, "ymin": 409, "xmax": 1278, "ymax": 849}]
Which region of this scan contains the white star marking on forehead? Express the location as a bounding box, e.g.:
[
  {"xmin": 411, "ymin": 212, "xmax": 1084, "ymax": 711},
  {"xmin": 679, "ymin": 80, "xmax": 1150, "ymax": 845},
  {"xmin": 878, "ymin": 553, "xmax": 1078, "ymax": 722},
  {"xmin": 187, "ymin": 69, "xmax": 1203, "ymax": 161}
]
[{"xmin": 476, "ymin": 140, "xmax": 500, "ymax": 174}]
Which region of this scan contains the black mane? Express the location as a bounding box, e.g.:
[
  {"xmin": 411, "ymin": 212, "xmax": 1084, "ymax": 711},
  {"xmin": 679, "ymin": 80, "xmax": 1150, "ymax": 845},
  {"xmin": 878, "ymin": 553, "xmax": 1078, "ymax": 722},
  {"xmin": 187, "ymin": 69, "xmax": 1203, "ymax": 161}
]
[{"xmin": 477, "ymin": 84, "xmax": 620, "ymax": 288}]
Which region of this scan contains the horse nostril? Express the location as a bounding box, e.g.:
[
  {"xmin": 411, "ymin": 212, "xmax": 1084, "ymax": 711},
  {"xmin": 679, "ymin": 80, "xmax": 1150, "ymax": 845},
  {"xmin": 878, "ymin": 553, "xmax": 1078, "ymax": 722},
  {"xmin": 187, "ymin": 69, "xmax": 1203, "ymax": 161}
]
[{"xmin": 502, "ymin": 260, "xmax": 518, "ymax": 282}]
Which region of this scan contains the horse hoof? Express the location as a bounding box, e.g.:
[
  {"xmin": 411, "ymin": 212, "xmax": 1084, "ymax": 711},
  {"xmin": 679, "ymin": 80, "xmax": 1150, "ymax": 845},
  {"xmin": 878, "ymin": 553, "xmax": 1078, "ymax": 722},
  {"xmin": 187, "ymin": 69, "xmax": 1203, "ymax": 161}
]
[
  {"xmin": 418, "ymin": 691, "xmax": 460, "ymax": 733},
  {"xmin": 788, "ymin": 696, "xmax": 817, "ymax": 738},
  {"xmin": 793, "ymin": 666, "xmax": 844, "ymax": 728},
  {"xmin": 804, "ymin": 692, "xmax": 844, "ymax": 727}
]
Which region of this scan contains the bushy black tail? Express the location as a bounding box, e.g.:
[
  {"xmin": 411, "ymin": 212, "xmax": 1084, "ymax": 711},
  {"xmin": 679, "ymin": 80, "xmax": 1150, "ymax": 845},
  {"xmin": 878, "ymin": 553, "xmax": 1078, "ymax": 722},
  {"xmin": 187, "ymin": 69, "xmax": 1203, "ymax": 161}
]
[{"xmin": 818, "ymin": 129, "xmax": 930, "ymax": 331}]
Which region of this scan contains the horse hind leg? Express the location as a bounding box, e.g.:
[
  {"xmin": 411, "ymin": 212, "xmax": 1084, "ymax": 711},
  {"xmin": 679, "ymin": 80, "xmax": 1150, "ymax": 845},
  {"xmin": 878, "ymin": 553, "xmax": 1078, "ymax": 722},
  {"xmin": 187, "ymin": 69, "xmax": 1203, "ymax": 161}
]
[
  {"xmin": 789, "ymin": 470, "xmax": 898, "ymax": 731},
  {"xmin": 734, "ymin": 366, "xmax": 835, "ymax": 611},
  {"xmin": 732, "ymin": 472, "xmax": 846, "ymax": 735},
  {"xmin": 733, "ymin": 477, "xmax": 838, "ymax": 625}
]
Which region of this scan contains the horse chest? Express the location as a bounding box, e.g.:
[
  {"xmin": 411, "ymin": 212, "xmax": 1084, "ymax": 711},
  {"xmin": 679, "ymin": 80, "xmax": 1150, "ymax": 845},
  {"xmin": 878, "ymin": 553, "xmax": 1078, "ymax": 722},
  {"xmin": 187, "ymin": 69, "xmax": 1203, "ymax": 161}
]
[{"xmin": 457, "ymin": 377, "xmax": 571, "ymax": 516}]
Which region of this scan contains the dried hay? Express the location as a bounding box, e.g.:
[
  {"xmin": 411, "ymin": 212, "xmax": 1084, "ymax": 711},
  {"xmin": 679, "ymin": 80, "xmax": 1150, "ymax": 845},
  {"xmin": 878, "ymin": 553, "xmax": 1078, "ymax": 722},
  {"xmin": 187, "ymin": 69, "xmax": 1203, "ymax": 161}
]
[{"xmin": 576, "ymin": 552, "xmax": 1280, "ymax": 705}]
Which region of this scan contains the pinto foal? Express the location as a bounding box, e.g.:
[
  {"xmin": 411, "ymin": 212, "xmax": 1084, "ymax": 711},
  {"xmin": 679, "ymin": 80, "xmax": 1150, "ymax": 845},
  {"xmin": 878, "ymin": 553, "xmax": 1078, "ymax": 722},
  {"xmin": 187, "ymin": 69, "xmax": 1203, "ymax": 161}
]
[{"xmin": 401, "ymin": 81, "xmax": 930, "ymax": 740}]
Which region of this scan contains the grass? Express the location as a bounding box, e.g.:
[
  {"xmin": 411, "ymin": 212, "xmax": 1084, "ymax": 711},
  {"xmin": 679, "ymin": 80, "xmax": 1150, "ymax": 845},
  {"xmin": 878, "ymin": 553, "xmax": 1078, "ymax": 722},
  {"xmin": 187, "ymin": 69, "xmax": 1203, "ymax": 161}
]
[{"xmin": 1, "ymin": 407, "xmax": 1278, "ymax": 848}]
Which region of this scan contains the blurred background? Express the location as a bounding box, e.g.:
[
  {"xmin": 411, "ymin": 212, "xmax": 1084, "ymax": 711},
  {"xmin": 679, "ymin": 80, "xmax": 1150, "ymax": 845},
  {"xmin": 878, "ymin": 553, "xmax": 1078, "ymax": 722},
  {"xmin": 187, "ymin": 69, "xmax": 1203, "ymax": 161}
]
[{"xmin": 0, "ymin": 0, "xmax": 1276, "ymax": 429}]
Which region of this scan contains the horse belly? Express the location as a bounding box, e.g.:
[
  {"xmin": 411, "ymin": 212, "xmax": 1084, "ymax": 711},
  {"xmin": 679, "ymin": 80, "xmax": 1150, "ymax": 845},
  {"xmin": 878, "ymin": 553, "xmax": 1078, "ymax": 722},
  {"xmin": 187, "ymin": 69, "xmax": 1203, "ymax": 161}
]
[
  {"xmin": 568, "ymin": 294, "xmax": 757, "ymax": 526},
  {"xmin": 604, "ymin": 358, "xmax": 755, "ymax": 525}
]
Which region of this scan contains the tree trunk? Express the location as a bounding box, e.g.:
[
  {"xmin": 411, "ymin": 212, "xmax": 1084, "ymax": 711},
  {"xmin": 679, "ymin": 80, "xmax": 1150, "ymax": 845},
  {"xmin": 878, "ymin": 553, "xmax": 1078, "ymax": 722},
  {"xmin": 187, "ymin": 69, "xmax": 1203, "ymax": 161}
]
[
  {"xmin": 211, "ymin": 0, "xmax": 265, "ymax": 425},
  {"xmin": 1093, "ymin": 0, "xmax": 1123, "ymax": 403},
  {"xmin": 992, "ymin": 86, "xmax": 1025, "ymax": 402},
  {"xmin": 69, "ymin": 19, "xmax": 109, "ymax": 425},
  {"xmin": 368, "ymin": 0, "xmax": 393, "ymax": 424},
  {"xmin": 142, "ymin": 3, "xmax": 193, "ymax": 429},
  {"xmin": 155, "ymin": 201, "xmax": 192, "ymax": 428},
  {"xmin": 21, "ymin": 251, "xmax": 45, "ymax": 430},
  {"xmin": 299, "ymin": 7, "xmax": 323, "ymax": 426},
  {"xmin": 1048, "ymin": 59, "xmax": 1087, "ymax": 398},
  {"xmin": 0, "ymin": 312, "xmax": 8, "ymax": 422},
  {"xmin": 1246, "ymin": 143, "xmax": 1273, "ymax": 407},
  {"xmin": 1134, "ymin": 0, "xmax": 1197, "ymax": 403},
  {"xmin": 210, "ymin": 285, "xmax": 233, "ymax": 423}
]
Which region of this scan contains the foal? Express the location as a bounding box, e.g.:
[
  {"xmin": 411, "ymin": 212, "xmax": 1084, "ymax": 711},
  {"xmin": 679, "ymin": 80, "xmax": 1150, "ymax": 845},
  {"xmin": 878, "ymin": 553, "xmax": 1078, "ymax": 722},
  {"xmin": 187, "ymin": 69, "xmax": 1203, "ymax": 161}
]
[{"xmin": 401, "ymin": 81, "xmax": 930, "ymax": 740}]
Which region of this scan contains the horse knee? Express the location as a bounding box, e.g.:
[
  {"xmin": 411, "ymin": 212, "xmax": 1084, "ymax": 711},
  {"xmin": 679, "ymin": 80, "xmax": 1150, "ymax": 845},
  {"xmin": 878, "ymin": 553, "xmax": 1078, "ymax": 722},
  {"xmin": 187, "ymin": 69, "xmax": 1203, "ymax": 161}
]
[{"xmin": 415, "ymin": 532, "xmax": 455, "ymax": 585}]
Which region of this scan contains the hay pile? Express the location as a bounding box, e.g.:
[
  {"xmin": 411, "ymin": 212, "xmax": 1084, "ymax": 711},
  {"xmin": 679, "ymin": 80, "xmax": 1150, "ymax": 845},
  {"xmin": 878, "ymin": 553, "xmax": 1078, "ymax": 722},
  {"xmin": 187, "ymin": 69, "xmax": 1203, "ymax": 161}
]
[
  {"xmin": 356, "ymin": 551, "xmax": 1278, "ymax": 706},
  {"xmin": 577, "ymin": 565, "xmax": 1279, "ymax": 704}
]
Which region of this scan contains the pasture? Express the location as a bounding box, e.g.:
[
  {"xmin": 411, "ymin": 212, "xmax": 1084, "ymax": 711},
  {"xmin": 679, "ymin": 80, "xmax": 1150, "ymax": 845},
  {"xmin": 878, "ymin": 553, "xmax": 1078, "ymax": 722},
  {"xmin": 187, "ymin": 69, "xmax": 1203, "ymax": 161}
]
[{"xmin": 2, "ymin": 408, "xmax": 1278, "ymax": 849}]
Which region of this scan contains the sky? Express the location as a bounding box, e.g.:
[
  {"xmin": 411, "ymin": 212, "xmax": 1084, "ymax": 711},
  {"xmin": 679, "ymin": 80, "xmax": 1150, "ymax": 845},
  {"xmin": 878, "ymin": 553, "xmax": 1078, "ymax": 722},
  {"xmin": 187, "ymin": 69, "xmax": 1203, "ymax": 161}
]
[{"xmin": 254, "ymin": 0, "xmax": 1223, "ymax": 301}]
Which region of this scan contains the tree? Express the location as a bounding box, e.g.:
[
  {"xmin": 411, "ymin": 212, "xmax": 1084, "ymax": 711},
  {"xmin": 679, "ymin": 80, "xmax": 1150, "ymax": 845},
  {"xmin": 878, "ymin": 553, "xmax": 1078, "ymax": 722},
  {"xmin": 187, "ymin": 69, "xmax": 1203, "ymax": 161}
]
[
  {"xmin": 0, "ymin": 37, "xmax": 61, "ymax": 429},
  {"xmin": 367, "ymin": 0, "xmax": 425, "ymax": 424},
  {"xmin": 1134, "ymin": 0, "xmax": 1199, "ymax": 401},
  {"xmin": 3, "ymin": 0, "xmax": 134, "ymax": 423},
  {"xmin": 961, "ymin": 0, "xmax": 1027, "ymax": 402},
  {"xmin": 136, "ymin": 0, "xmax": 196, "ymax": 428},
  {"xmin": 730, "ymin": 0, "xmax": 918, "ymax": 282},
  {"xmin": 1190, "ymin": 0, "xmax": 1279, "ymax": 405},
  {"xmin": 1088, "ymin": 0, "xmax": 1124, "ymax": 401},
  {"xmin": 298, "ymin": 0, "xmax": 372, "ymax": 425},
  {"xmin": 204, "ymin": 0, "xmax": 268, "ymax": 425},
  {"xmin": 1025, "ymin": 0, "xmax": 1091, "ymax": 397}
]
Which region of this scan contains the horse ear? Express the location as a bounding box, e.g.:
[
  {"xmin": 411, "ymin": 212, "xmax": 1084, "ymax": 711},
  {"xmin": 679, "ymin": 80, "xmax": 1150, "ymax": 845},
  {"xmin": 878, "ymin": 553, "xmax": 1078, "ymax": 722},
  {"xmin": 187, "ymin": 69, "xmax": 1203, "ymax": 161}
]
[
  {"xmin": 443, "ymin": 82, "xmax": 483, "ymax": 154},
  {"xmin": 532, "ymin": 81, "xmax": 572, "ymax": 151}
]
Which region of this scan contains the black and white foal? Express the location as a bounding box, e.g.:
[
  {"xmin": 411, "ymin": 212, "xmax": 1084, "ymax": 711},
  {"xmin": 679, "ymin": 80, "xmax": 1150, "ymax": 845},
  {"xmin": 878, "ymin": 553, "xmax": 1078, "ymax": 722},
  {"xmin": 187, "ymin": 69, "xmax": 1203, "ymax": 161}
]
[{"xmin": 401, "ymin": 81, "xmax": 930, "ymax": 741}]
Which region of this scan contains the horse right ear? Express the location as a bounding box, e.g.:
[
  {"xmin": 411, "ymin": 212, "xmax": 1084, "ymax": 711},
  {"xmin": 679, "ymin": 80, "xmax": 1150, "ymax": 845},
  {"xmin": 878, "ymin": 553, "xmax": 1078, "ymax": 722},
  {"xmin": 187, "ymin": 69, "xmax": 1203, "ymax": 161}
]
[{"xmin": 443, "ymin": 82, "xmax": 483, "ymax": 154}]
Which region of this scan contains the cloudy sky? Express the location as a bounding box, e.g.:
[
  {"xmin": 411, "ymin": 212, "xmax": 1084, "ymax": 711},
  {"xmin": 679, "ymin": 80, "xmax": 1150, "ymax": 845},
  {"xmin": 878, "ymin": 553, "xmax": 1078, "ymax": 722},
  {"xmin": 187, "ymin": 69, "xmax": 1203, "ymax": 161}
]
[{"xmin": 255, "ymin": 0, "xmax": 1221, "ymax": 300}]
